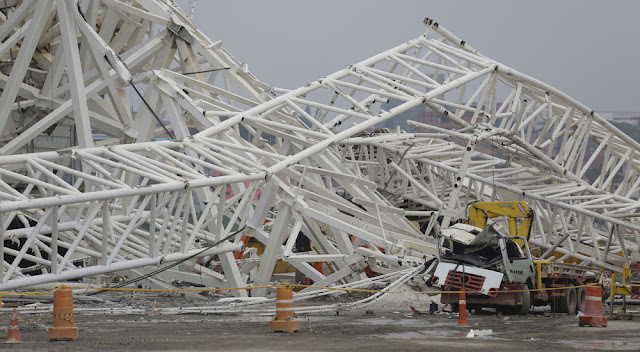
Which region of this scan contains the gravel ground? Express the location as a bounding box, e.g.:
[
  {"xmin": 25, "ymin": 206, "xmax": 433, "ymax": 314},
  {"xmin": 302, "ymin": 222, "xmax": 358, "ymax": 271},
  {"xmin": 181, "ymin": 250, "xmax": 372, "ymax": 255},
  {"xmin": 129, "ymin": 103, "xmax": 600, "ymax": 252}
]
[{"xmin": 1, "ymin": 296, "xmax": 639, "ymax": 352}]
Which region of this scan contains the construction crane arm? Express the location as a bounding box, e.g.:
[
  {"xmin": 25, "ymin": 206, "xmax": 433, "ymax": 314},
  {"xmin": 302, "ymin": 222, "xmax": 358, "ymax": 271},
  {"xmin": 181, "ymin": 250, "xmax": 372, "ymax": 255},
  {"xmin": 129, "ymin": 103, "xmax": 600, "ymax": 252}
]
[{"xmin": 466, "ymin": 201, "xmax": 534, "ymax": 243}]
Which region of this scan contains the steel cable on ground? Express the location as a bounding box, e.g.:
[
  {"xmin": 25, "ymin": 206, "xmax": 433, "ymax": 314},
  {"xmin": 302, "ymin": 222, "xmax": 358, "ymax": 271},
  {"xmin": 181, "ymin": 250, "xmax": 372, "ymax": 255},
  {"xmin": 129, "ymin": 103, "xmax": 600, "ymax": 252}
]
[{"xmin": 0, "ymin": 280, "xmax": 628, "ymax": 298}]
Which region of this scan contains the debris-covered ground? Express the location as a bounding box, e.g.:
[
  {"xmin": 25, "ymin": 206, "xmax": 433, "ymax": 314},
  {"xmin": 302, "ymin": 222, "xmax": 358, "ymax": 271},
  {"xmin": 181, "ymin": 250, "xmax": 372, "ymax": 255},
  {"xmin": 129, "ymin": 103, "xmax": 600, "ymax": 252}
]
[{"xmin": 1, "ymin": 291, "xmax": 639, "ymax": 352}]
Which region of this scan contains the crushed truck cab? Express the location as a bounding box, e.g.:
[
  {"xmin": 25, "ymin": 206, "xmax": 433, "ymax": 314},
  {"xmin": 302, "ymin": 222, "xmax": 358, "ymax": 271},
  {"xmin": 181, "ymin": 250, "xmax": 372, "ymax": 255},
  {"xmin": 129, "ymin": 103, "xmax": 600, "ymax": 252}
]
[
  {"xmin": 428, "ymin": 201, "xmax": 591, "ymax": 315},
  {"xmin": 428, "ymin": 222, "xmax": 536, "ymax": 314},
  {"xmin": 438, "ymin": 223, "xmax": 535, "ymax": 285}
]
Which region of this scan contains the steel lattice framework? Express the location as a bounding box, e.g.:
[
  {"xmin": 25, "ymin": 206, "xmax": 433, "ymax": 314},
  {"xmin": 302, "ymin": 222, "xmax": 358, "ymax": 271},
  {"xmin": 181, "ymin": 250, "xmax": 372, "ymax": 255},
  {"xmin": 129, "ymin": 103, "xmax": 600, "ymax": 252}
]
[{"xmin": 0, "ymin": 1, "xmax": 637, "ymax": 295}]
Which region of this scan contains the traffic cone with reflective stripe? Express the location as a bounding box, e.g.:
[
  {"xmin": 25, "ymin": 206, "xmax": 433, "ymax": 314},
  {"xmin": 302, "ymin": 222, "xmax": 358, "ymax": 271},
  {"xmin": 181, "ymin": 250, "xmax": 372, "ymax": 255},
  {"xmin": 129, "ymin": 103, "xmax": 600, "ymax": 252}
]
[
  {"xmin": 579, "ymin": 285, "xmax": 607, "ymax": 327},
  {"xmin": 271, "ymin": 284, "xmax": 299, "ymax": 332},
  {"xmin": 5, "ymin": 309, "xmax": 21, "ymax": 343},
  {"xmin": 152, "ymin": 299, "xmax": 158, "ymax": 316},
  {"xmin": 458, "ymin": 291, "xmax": 468, "ymax": 326},
  {"xmin": 49, "ymin": 286, "xmax": 79, "ymax": 341}
]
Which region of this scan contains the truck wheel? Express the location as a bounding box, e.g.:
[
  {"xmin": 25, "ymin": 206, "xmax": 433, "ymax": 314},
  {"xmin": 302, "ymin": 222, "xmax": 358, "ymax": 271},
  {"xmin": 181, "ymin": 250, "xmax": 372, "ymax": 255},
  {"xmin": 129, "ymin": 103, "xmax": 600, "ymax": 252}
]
[
  {"xmin": 550, "ymin": 297, "xmax": 561, "ymax": 313},
  {"xmin": 576, "ymin": 287, "xmax": 586, "ymax": 312},
  {"xmin": 468, "ymin": 305, "xmax": 480, "ymax": 314},
  {"xmin": 518, "ymin": 284, "xmax": 531, "ymax": 316},
  {"xmin": 601, "ymin": 285, "xmax": 611, "ymax": 302},
  {"xmin": 450, "ymin": 303, "xmax": 459, "ymax": 313},
  {"xmin": 560, "ymin": 286, "xmax": 577, "ymax": 315}
]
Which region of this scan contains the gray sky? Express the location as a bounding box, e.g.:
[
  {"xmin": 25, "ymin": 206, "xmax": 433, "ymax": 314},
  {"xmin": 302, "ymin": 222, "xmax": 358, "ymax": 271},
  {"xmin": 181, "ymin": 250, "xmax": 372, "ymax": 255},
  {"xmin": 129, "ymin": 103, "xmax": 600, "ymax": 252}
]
[{"xmin": 176, "ymin": 1, "xmax": 639, "ymax": 112}]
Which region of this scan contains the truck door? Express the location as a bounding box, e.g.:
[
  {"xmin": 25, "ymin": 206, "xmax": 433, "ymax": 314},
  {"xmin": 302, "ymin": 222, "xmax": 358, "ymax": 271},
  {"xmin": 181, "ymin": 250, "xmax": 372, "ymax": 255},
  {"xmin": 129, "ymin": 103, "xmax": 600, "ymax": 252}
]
[{"xmin": 500, "ymin": 237, "xmax": 534, "ymax": 283}]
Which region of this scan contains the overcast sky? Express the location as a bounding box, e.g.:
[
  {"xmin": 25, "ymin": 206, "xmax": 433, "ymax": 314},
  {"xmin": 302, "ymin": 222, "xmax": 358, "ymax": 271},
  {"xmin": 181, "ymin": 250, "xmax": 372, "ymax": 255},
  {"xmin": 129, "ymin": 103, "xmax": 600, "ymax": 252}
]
[{"xmin": 175, "ymin": 1, "xmax": 639, "ymax": 112}]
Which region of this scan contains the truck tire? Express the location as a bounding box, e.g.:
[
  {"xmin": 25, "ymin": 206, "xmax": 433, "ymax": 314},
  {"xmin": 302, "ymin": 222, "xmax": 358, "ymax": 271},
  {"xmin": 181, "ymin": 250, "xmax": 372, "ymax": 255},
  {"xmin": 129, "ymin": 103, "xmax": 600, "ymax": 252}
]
[
  {"xmin": 576, "ymin": 287, "xmax": 586, "ymax": 312},
  {"xmin": 601, "ymin": 285, "xmax": 611, "ymax": 302},
  {"xmin": 518, "ymin": 284, "xmax": 531, "ymax": 316},
  {"xmin": 550, "ymin": 297, "xmax": 561, "ymax": 313},
  {"xmin": 560, "ymin": 286, "xmax": 577, "ymax": 315},
  {"xmin": 550, "ymin": 286, "xmax": 576, "ymax": 314},
  {"xmin": 450, "ymin": 303, "xmax": 459, "ymax": 313}
]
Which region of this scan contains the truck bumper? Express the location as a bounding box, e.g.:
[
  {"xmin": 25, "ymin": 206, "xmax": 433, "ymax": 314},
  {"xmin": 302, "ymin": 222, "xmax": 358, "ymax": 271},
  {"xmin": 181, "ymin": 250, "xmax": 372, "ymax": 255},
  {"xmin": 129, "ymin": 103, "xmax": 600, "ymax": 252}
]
[{"xmin": 441, "ymin": 283, "xmax": 525, "ymax": 307}]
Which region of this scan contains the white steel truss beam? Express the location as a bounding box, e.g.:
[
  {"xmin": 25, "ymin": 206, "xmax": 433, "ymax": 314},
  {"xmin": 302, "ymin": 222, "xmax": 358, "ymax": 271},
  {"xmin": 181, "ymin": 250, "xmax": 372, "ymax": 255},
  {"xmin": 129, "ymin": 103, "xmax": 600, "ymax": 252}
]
[{"xmin": 0, "ymin": 8, "xmax": 637, "ymax": 296}]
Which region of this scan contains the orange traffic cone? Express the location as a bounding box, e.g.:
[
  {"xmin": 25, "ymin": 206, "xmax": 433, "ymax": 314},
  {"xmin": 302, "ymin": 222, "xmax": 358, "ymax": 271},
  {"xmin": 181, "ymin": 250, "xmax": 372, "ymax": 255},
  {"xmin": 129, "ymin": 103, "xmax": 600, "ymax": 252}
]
[
  {"xmin": 152, "ymin": 299, "xmax": 158, "ymax": 316},
  {"xmin": 457, "ymin": 291, "xmax": 468, "ymax": 327},
  {"xmin": 579, "ymin": 285, "xmax": 607, "ymax": 327},
  {"xmin": 5, "ymin": 309, "xmax": 22, "ymax": 343},
  {"xmin": 271, "ymin": 284, "xmax": 299, "ymax": 333},
  {"xmin": 48, "ymin": 286, "xmax": 79, "ymax": 341}
]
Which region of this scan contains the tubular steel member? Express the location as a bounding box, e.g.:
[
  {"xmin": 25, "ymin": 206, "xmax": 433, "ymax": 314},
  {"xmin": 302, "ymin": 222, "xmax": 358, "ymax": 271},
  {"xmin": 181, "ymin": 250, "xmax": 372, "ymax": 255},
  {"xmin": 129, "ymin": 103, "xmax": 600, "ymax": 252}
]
[
  {"xmin": 271, "ymin": 284, "xmax": 300, "ymax": 333},
  {"xmin": 1, "ymin": 0, "xmax": 639, "ymax": 304},
  {"xmin": 49, "ymin": 286, "xmax": 79, "ymax": 341},
  {"xmin": 579, "ymin": 285, "xmax": 607, "ymax": 327}
]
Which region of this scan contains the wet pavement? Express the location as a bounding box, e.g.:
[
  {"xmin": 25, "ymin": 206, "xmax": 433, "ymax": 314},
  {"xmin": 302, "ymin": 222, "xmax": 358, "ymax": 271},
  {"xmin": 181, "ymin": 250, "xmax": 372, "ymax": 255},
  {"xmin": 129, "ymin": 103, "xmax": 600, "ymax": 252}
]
[{"xmin": 1, "ymin": 306, "xmax": 639, "ymax": 351}]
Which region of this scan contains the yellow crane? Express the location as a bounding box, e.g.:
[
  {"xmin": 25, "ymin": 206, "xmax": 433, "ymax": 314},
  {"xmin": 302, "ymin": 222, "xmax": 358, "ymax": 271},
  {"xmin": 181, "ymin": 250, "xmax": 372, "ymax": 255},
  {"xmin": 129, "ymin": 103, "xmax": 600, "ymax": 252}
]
[{"xmin": 466, "ymin": 201, "xmax": 533, "ymax": 249}]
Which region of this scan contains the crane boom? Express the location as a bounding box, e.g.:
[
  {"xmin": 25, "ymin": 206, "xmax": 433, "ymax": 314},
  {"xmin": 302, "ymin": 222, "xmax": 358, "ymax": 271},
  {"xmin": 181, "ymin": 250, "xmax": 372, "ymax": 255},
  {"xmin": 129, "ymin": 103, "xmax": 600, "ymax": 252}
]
[{"xmin": 466, "ymin": 201, "xmax": 534, "ymax": 248}]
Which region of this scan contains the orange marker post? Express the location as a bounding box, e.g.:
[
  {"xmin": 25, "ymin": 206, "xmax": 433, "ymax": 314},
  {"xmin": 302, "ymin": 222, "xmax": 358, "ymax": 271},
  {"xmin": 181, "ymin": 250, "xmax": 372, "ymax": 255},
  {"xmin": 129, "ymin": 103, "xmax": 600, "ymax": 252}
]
[
  {"xmin": 49, "ymin": 286, "xmax": 79, "ymax": 341},
  {"xmin": 5, "ymin": 309, "xmax": 22, "ymax": 343},
  {"xmin": 270, "ymin": 284, "xmax": 300, "ymax": 333},
  {"xmin": 458, "ymin": 291, "xmax": 468, "ymax": 327},
  {"xmin": 578, "ymin": 285, "xmax": 607, "ymax": 327},
  {"xmin": 151, "ymin": 298, "xmax": 159, "ymax": 316}
]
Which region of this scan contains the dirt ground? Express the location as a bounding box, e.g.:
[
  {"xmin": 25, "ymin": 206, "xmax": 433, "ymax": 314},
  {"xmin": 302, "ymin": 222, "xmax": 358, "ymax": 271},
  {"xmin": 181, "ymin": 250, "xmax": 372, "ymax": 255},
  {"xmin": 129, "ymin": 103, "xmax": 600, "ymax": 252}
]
[{"xmin": 1, "ymin": 302, "xmax": 639, "ymax": 352}]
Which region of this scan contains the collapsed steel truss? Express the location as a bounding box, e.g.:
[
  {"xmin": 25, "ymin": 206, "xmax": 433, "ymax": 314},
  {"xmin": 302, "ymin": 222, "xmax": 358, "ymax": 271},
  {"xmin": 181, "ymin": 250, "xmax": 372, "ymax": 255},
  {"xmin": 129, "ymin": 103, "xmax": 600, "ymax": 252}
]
[{"xmin": 0, "ymin": 1, "xmax": 637, "ymax": 295}]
